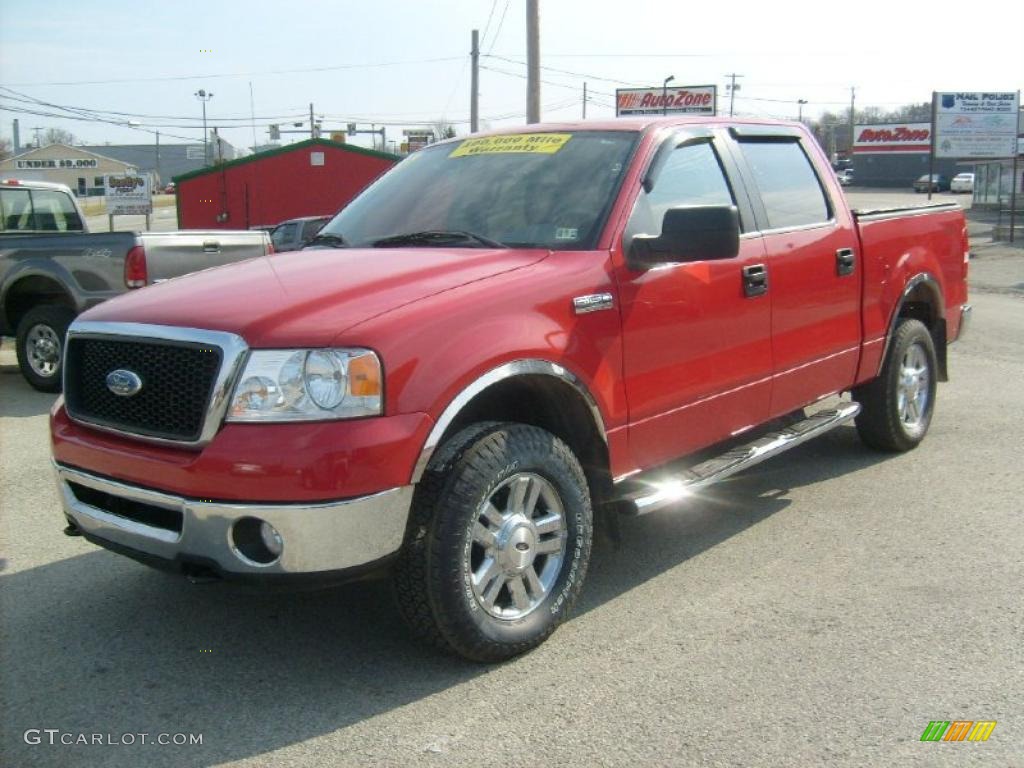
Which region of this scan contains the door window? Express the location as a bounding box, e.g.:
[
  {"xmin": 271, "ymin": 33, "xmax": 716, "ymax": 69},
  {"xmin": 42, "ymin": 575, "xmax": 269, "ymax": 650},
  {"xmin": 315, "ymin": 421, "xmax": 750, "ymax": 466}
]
[
  {"xmin": 627, "ymin": 140, "xmax": 739, "ymax": 238},
  {"xmin": 737, "ymin": 140, "xmax": 831, "ymax": 230},
  {"xmin": 271, "ymin": 222, "xmax": 298, "ymax": 247},
  {"xmin": 30, "ymin": 189, "xmax": 84, "ymax": 231},
  {"xmin": 301, "ymin": 218, "xmax": 326, "ymax": 241}
]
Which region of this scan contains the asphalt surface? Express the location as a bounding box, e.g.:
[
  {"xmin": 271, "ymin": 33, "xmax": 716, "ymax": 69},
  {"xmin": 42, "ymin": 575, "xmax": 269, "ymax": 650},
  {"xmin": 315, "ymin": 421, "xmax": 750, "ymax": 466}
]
[{"xmin": 2, "ymin": 193, "xmax": 1022, "ymax": 767}]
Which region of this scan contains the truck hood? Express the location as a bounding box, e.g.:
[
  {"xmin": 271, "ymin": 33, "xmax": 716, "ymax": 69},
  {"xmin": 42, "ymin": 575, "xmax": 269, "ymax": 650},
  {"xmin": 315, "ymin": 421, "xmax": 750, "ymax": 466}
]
[{"xmin": 81, "ymin": 247, "xmax": 549, "ymax": 347}]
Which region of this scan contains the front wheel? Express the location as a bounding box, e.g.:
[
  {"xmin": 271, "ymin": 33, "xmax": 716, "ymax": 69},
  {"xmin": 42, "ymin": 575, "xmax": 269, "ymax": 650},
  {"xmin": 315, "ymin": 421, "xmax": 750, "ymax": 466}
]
[
  {"xmin": 853, "ymin": 318, "xmax": 937, "ymax": 451},
  {"xmin": 15, "ymin": 305, "xmax": 76, "ymax": 392},
  {"xmin": 392, "ymin": 422, "xmax": 593, "ymax": 662}
]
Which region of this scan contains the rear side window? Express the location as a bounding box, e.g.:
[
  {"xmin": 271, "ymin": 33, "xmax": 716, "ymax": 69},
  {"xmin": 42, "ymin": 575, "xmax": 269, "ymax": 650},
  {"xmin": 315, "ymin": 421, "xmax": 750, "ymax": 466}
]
[
  {"xmin": 1, "ymin": 188, "xmax": 34, "ymax": 231},
  {"xmin": 30, "ymin": 189, "xmax": 84, "ymax": 232},
  {"xmin": 737, "ymin": 140, "xmax": 831, "ymax": 230}
]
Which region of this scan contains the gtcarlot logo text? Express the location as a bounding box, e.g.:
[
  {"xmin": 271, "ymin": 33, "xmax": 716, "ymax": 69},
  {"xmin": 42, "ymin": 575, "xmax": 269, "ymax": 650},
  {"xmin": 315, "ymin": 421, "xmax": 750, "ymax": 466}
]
[{"xmin": 24, "ymin": 729, "xmax": 203, "ymax": 746}]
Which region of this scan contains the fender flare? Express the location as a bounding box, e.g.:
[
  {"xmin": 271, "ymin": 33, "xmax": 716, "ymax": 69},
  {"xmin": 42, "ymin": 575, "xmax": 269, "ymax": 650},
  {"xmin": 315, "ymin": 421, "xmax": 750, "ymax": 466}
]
[
  {"xmin": 0, "ymin": 262, "xmax": 80, "ymax": 330},
  {"xmin": 877, "ymin": 271, "xmax": 947, "ymax": 380},
  {"xmin": 410, "ymin": 359, "xmax": 608, "ymax": 484}
]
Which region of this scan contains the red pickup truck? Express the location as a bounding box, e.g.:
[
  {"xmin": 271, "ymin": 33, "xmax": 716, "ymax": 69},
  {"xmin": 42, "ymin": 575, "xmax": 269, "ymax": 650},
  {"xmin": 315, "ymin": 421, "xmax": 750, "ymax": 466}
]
[{"xmin": 51, "ymin": 118, "xmax": 970, "ymax": 661}]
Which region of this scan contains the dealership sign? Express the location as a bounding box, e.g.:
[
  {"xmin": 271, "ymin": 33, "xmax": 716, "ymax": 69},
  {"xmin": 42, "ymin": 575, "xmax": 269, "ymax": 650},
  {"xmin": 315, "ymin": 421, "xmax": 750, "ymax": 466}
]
[
  {"xmin": 16, "ymin": 157, "xmax": 98, "ymax": 169},
  {"xmin": 934, "ymin": 92, "xmax": 1020, "ymax": 159},
  {"xmin": 104, "ymin": 174, "xmax": 151, "ymax": 216},
  {"xmin": 616, "ymin": 85, "xmax": 717, "ymax": 117},
  {"xmin": 853, "ymin": 123, "xmax": 931, "ymax": 154}
]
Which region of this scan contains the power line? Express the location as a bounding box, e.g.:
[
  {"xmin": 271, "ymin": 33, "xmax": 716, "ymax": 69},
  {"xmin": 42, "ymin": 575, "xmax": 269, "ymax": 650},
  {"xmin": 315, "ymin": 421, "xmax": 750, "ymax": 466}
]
[
  {"xmin": 479, "ymin": 0, "xmax": 500, "ymax": 49},
  {"xmin": 0, "ymin": 56, "xmax": 464, "ymax": 87},
  {"xmin": 486, "ymin": 1, "xmax": 512, "ymax": 54}
]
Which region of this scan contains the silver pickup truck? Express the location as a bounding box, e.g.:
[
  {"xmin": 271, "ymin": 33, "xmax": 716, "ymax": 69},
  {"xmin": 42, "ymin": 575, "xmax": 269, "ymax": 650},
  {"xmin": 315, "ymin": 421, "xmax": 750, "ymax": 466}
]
[{"xmin": 0, "ymin": 179, "xmax": 273, "ymax": 391}]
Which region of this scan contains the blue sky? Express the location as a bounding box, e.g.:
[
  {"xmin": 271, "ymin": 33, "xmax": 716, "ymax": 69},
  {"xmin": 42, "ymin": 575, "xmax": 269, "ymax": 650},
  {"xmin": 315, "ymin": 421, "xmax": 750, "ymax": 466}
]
[{"xmin": 1, "ymin": 0, "xmax": 1021, "ymax": 153}]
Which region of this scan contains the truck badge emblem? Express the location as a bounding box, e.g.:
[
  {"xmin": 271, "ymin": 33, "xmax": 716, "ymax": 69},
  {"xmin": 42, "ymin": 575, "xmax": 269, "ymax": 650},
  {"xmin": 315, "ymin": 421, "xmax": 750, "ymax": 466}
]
[{"xmin": 106, "ymin": 369, "xmax": 143, "ymax": 397}]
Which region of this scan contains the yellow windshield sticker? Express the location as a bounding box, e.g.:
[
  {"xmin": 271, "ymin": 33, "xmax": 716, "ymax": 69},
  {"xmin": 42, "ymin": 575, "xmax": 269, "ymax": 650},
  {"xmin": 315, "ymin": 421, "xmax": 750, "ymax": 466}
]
[{"xmin": 449, "ymin": 133, "xmax": 572, "ymax": 157}]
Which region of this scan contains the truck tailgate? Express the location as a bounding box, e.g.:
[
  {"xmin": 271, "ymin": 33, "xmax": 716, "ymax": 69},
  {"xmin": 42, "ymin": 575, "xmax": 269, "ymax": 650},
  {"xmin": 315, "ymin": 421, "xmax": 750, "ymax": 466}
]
[{"xmin": 141, "ymin": 230, "xmax": 270, "ymax": 283}]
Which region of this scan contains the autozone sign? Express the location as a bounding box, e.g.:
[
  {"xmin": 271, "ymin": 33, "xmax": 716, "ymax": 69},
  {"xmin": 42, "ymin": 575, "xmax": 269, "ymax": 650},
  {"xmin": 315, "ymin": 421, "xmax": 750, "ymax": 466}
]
[
  {"xmin": 616, "ymin": 85, "xmax": 717, "ymax": 117},
  {"xmin": 853, "ymin": 123, "xmax": 931, "ymax": 154}
]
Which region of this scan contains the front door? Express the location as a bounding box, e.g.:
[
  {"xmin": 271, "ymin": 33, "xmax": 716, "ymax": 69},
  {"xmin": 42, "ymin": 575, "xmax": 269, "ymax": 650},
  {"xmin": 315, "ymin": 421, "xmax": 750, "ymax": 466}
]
[{"xmin": 615, "ymin": 134, "xmax": 772, "ymax": 470}]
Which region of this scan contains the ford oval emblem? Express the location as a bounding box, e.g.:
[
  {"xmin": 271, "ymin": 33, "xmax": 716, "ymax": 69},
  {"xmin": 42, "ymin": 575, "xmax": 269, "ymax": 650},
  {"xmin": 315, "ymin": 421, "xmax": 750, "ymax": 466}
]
[{"xmin": 106, "ymin": 369, "xmax": 143, "ymax": 397}]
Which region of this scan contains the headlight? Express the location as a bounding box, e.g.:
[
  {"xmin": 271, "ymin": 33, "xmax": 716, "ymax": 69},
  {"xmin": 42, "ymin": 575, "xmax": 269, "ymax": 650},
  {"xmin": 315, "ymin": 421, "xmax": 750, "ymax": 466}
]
[{"xmin": 227, "ymin": 348, "xmax": 382, "ymax": 422}]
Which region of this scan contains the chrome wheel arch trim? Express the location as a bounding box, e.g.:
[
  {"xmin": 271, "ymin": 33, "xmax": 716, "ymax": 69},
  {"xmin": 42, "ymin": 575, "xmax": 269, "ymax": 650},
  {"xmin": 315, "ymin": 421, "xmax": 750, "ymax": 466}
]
[{"xmin": 411, "ymin": 359, "xmax": 608, "ymax": 484}]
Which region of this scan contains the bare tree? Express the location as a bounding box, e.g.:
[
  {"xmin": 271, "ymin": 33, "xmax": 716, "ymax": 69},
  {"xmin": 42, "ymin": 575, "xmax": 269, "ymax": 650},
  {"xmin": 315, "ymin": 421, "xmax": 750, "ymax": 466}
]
[
  {"xmin": 432, "ymin": 120, "xmax": 457, "ymax": 141},
  {"xmin": 0, "ymin": 136, "xmax": 12, "ymax": 161},
  {"xmin": 42, "ymin": 127, "xmax": 76, "ymax": 146}
]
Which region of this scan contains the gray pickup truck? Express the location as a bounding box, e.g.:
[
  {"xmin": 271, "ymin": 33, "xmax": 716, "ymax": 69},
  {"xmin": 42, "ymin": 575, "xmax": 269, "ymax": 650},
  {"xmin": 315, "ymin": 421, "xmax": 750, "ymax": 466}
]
[{"xmin": 0, "ymin": 179, "xmax": 273, "ymax": 391}]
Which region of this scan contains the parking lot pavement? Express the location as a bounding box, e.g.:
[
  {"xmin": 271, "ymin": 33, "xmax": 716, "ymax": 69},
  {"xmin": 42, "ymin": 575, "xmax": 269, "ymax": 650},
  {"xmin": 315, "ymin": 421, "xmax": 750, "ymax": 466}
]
[{"xmin": 3, "ymin": 296, "xmax": 1022, "ymax": 768}]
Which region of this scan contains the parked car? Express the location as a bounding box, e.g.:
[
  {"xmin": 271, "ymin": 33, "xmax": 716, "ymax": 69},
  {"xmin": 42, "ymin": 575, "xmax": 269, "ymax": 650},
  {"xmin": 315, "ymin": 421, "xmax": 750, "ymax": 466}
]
[
  {"xmin": 950, "ymin": 173, "xmax": 975, "ymax": 193},
  {"xmin": 0, "ymin": 178, "xmax": 274, "ymax": 391},
  {"xmin": 52, "ymin": 118, "xmax": 970, "ymax": 661},
  {"xmin": 838, "ymin": 168, "xmax": 854, "ymax": 186},
  {"xmin": 270, "ymin": 215, "xmax": 331, "ymax": 252},
  {"xmin": 163, "ymin": 182, "xmax": 176, "ymax": 195},
  {"xmin": 914, "ymin": 174, "xmax": 950, "ymax": 193}
]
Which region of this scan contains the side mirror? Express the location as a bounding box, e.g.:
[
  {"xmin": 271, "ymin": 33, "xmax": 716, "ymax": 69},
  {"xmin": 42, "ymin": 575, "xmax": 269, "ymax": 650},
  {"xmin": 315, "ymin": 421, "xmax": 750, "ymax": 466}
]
[{"xmin": 629, "ymin": 205, "xmax": 740, "ymax": 269}]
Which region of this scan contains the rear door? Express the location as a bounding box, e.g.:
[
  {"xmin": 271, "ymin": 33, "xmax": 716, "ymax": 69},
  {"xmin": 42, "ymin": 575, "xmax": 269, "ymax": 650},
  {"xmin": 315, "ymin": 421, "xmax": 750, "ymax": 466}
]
[
  {"xmin": 615, "ymin": 131, "xmax": 772, "ymax": 469},
  {"xmin": 724, "ymin": 127, "xmax": 861, "ymax": 417}
]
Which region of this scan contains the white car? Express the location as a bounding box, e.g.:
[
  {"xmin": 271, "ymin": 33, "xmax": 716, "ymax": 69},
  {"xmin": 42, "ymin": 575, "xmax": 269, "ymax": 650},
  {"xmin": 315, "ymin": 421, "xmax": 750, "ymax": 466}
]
[
  {"xmin": 951, "ymin": 173, "xmax": 975, "ymax": 193},
  {"xmin": 837, "ymin": 168, "xmax": 854, "ymax": 186}
]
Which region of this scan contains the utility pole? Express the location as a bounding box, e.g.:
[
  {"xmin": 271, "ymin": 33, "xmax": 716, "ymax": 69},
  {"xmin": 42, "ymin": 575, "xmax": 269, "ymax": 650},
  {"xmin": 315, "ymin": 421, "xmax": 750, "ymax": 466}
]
[
  {"xmin": 249, "ymin": 81, "xmax": 258, "ymax": 153},
  {"xmin": 849, "ymin": 86, "xmax": 856, "ymax": 155},
  {"xmin": 195, "ymin": 89, "xmax": 213, "ymax": 165},
  {"xmin": 526, "ymin": 0, "xmax": 540, "ymax": 124},
  {"xmin": 582, "ymin": 81, "xmax": 587, "ymax": 119},
  {"xmin": 470, "ymin": 29, "xmax": 480, "ymax": 133},
  {"xmin": 310, "ymin": 103, "xmax": 316, "ymax": 139},
  {"xmin": 155, "ymin": 130, "xmax": 161, "ymax": 187},
  {"xmin": 726, "ymin": 73, "xmax": 743, "ymax": 117}
]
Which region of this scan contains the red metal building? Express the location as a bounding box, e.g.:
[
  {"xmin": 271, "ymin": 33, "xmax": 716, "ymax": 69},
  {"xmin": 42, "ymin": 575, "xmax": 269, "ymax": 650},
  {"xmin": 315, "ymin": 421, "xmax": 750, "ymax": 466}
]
[{"xmin": 173, "ymin": 138, "xmax": 399, "ymax": 230}]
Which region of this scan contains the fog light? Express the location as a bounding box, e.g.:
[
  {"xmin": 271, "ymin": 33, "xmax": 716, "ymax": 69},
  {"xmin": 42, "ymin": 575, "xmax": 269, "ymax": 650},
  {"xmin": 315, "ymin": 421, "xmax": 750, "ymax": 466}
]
[
  {"xmin": 231, "ymin": 517, "xmax": 283, "ymax": 565},
  {"xmin": 260, "ymin": 521, "xmax": 283, "ymax": 558}
]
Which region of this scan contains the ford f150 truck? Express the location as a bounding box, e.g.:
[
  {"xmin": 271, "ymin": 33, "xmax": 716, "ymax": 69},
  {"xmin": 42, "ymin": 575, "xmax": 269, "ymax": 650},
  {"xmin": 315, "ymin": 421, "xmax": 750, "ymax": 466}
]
[
  {"xmin": 50, "ymin": 119, "xmax": 970, "ymax": 661},
  {"xmin": 1, "ymin": 179, "xmax": 274, "ymax": 391}
]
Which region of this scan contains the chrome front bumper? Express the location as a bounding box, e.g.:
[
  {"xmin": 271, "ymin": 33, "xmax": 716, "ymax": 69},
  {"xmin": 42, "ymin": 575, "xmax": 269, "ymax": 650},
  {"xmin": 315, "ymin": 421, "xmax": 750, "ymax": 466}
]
[{"xmin": 55, "ymin": 463, "xmax": 413, "ymax": 577}]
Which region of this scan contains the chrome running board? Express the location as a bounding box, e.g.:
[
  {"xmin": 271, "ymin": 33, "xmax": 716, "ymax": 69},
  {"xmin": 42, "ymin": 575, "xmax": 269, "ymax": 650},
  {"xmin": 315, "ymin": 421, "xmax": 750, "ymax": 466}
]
[{"xmin": 621, "ymin": 402, "xmax": 861, "ymax": 516}]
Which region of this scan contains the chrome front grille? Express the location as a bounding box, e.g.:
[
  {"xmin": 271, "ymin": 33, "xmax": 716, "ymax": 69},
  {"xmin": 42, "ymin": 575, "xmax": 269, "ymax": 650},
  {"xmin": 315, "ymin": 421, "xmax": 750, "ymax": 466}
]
[{"xmin": 64, "ymin": 322, "xmax": 249, "ymax": 447}]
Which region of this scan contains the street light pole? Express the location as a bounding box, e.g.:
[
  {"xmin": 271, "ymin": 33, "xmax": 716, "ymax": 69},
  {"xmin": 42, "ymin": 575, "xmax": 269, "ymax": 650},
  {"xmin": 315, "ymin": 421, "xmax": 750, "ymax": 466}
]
[
  {"xmin": 194, "ymin": 89, "xmax": 214, "ymax": 166},
  {"xmin": 662, "ymin": 75, "xmax": 675, "ymax": 117},
  {"xmin": 797, "ymin": 99, "xmax": 808, "ymax": 122}
]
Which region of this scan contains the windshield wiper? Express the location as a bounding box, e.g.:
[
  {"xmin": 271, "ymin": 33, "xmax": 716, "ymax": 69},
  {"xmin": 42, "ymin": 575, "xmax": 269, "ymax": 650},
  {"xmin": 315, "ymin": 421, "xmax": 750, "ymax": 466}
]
[
  {"xmin": 302, "ymin": 232, "xmax": 347, "ymax": 249},
  {"xmin": 371, "ymin": 230, "xmax": 508, "ymax": 249}
]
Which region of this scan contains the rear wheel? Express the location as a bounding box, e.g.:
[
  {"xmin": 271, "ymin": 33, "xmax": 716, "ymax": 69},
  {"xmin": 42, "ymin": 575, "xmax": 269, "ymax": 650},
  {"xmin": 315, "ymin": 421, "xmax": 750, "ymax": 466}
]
[
  {"xmin": 392, "ymin": 422, "xmax": 592, "ymax": 662},
  {"xmin": 15, "ymin": 305, "xmax": 76, "ymax": 392},
  {"xmin": 853, "ymin": 318, "xmax": 937, "ymax": 452}
]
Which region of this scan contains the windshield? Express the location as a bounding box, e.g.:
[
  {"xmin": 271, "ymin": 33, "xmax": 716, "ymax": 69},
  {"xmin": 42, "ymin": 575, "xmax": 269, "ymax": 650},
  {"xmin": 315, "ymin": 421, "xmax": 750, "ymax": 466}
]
[{"xmin": 319, "ymin": 131, "xmax": 638, "ymax": 250}]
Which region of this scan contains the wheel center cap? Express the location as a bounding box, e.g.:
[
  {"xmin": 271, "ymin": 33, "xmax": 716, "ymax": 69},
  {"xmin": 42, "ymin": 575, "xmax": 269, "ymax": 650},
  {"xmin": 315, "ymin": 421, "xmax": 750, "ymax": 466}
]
[
  {"xmin": 496, "ymin": 515, "xmax": 537, "ymax": 573},
  {"xmin": 35, "ymin": 338, "xmax": 58, "ymax": 361}
]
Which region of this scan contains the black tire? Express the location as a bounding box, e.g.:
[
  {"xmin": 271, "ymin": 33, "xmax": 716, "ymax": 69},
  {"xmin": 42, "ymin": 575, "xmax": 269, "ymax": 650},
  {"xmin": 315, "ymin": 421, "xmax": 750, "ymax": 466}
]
[
  {"xmin": 853, "ymin": 318, "xmax": 937, "ymax": 452},
  {"xmin": 15, "ymin": 305, "xmax": 76, "ymax": 393},
  {"xmin": 392, "ymin": 422, "xmax": 593, "ymax": 662}
]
